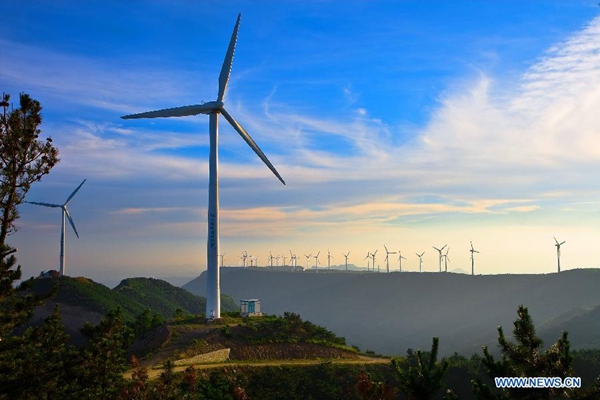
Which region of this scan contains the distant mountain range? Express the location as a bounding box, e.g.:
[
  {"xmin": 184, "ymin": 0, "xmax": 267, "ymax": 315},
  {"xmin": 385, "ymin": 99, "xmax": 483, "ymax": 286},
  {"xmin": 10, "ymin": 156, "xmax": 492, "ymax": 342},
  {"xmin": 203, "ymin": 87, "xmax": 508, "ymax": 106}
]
[
  {"xmin": 184, "ymin": 267, "xmax": 600, "ymax": 357},
  {"xmin": 27, "ymin": 276, "xmax": 237, "ymax": 345}
]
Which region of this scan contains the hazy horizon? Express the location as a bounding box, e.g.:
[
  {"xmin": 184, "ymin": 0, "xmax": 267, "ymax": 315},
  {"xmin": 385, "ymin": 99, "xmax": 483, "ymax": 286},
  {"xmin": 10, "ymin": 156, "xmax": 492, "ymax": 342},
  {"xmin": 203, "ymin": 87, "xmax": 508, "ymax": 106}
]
[{"xmin": 3, "ymin": 2, "xmax": 600, "ymax": 283}]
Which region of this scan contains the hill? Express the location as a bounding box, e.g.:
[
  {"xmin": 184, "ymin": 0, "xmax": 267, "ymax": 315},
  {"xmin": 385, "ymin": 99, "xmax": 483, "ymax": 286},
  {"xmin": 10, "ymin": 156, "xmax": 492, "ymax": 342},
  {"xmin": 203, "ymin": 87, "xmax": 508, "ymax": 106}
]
[
  {"xmin": 27, "ymin": 276, "xmax": 237, "ymax": 345},
  {"xmin": 184, "ymin": 267, "xmax": 600, "ymax": 357},
  {"xmin": 130, "ymin": 312, "xmax": 361, "ymax": 368},
  {"xmin": 114, "ymin": 277, "xmax": 237, "ymax": 317}
]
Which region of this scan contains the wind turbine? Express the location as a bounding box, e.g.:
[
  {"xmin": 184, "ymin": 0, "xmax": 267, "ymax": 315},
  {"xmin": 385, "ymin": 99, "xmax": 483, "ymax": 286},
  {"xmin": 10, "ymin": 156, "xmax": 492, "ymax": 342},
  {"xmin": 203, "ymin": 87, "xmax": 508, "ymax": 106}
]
[
  {"xmin": 370, "ymin": 250, "xmax": 378, "ymax": 272},
  {"xmin": 25, "ymin": 179, "xmax": 86, "ymax": 277},
  {"xmin": 397, "ymin": 251, "xmax": 406, "ymax": 272},
  {"xmin": 470, "ymin": 241, "xmax": 479, "ymax": 276},
  {"xmin": 219, "ymin": 253, "xmax": 225, "ymax": 268},
  {"xmin": 442, "ymin": 248, "xmax": 450, "ymax": 272},
  {"xmin": 364, "ymin": 251, "xmax": 371, "ymax": 271},
  {"xmin": 313, "ymin": 251, "xmax": 321, "ymax": 272},
  {"xmin": 343, "ymin": 251, "xmax": 350, "ymax": 271},
  {"xmin": 121, "ymin": 14, "xmax": 285, "ymax": 319},
  {"xmin": 416, "ymin": 252, "xmax": 425, "ymax": 272},
  {"xmin": 269, "ymin": 251, "xmax": 274, "ymax": 269},
  {"xmin": 326, "ymin": 249, "xmax": 333, "ymax": 270},
  {"xmin": 242, "ymin": 251, "xmax": 248, "ymax": 268},
  {"xmin": 554, "ymin": 237, "xmax": 566, "ymax": 273},
  {"xmin": 304, "ymin": 253, "xmax": 312, "ymax": 270},
  {"xmin": 384, "ymin": 245, "xmax": 396, "ymax": 273},
  {"xmin": 432, "ymin": 244, "xmax": 447, "ymax": 273}
]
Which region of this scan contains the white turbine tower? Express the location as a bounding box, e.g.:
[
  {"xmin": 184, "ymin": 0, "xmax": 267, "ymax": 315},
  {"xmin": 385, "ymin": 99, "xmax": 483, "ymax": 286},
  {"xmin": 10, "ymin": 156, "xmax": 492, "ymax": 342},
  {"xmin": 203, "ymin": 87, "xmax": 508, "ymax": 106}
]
[
  {"xmin": 384, "ymin": 245, "xmax": 396, "ymax": 274},
  {"xmin": 25, "ymin": 179, "xmax": 86, "ymax": 277},
  {"xmin": 416, "ymin": 252, "xmax": 425, "ymax": 272},
  {"xmin": 370, "ymin": 250, "xmax": 378, "ymax": 272},
  {"xmin": 242, "ymin": 251, "xmax": 249, "ymax": 268},
  {"xmin": 432, "ymin": 244, "xmax": 447, "ymax": 273},
  {"xmin": 470, "ymin": 241, "xmax": 479, "ymax": 276},
  {"xmin": 313, "ymin": 251, "xmax": 321, "ymax": 272},
  {"xmin": 554, "ymin": 237, "xmax": 566, "ymax": 273},
  {"xmin": 397, "ymin": 251, "xmax": 406, "ymax": 272},
  {"xmin": 304, "ymin": 253, "xmax": 312, "ymax": 270},
  {"xmin": 121, "ymin": 14, "xmax": 285, "ymax": 319},
  {"xmin": 343, "ymin": 251, "xmax": 350, "ymax": 271},
  {"xmin": 269, "ymin": 251, "xmax": 274, "ymax": 269},
  {"xmin": 327, "ymin": 249, "xmax": 333, "ymax": 270},
  {"xmin": 442, "ymin": 248, "xmax": 450, "ymax": 272}
]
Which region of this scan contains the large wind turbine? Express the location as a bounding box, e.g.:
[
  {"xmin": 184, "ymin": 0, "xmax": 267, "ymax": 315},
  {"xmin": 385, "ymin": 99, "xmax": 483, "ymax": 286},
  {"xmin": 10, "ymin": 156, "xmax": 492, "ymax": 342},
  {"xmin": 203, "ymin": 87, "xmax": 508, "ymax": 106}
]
[
  {"xmin": 327, "ymin": 249, "xmax": 333, "ymax": 270},
  {"xmin": 121, "ymin": 14, "xmax": 285, "ymax": 319},
  {"xmin": 416, "ymin": 252, "xmax": 425, "ymax": 272},
  {"xmin": 313, "ymin": 251, "xmax": 321, "ymax": 272},
  {"xmin": 343, "ymin": 251, "xmax": 350, "ymax": 271},
  {"xmin": 384, "ymin": 245, "xmax": 396, "ymax": 274},
  {"xmin": 470, "ymin": 241, "xmax": 479, "ymax": 276},
  {"xmin": 432, "ymin": 244, "xmax": 447, "ymax": 273},
  {"xmin": 364, "ymin": 251, "xmax": 371, "ymax": 271},
  {"xmin": 25, "ymin": 179, "xmax": 86, "ymax": 277},
  {"xmin": 554, "ymin": 237, "xmax": 566, "ymax": 273},
  {"xmin": 397, "ymin": 251, "xmax": 406, "ymax": 272}
]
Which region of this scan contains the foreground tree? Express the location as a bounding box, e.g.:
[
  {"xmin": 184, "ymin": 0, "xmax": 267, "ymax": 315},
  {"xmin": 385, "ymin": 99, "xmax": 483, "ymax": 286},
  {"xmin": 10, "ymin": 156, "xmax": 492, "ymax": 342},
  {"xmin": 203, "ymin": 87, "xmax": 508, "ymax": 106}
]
[
  {"xmin": 0, "ymin": 92, "xmax": 59, "ymax": 335},
  {"xmin": 0, "ymin": 306, "xmax": 76, "ymax": 400},
  {"xmin": 472, "ymin": 305, "xmax": 575, "ymax": 399},
  {"xmin": 0, "ymin": 92, "xmax": 59, "ymax": 246},
  {"xmin": 392, "ymin": 337, "xmax": 455, "ymax": 400},
  {"xmin": 73, "ymin": 307, "xmax": 134, "ymax": 400}
]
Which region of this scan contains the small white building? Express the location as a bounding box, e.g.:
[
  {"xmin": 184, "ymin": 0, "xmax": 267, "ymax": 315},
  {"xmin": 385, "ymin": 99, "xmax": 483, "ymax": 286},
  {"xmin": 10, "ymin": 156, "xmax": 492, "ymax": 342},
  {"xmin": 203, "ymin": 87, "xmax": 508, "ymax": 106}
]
[{"xmin": 240, "ymin": 299, "xmax": 262, "ymax": 317}]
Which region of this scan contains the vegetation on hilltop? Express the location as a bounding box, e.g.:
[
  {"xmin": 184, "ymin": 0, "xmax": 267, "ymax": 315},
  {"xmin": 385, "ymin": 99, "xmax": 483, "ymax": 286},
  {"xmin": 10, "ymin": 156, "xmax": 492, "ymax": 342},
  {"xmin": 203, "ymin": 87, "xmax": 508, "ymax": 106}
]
[{"xmin": 114, "ymin": 277, "xmax": 238, "ymax": 318}]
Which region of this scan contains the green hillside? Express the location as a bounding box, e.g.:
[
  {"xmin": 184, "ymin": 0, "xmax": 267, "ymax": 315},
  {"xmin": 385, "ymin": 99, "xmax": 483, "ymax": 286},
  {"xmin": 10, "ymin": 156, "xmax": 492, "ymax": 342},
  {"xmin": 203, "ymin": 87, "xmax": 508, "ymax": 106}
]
[
  {"xmin": 32, "ymin": 276, "xmax": 147, "ymax": 321},
  {"xmin": 31, "ymin": 276, "xmax": 238, "ymax": 322},
  {"xmin": 114, "ymin": 277, "xmax": 238, "ymax": 317}
]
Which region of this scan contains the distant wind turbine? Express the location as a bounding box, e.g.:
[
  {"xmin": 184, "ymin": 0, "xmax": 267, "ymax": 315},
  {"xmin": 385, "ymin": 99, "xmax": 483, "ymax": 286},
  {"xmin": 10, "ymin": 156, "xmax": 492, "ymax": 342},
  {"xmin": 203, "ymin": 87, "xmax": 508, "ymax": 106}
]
[
  {"xmin": 25, "ymin": 179, "xmax": 87, "ymax": 277},
  {"xmin": 470, "ymin": 241, "xmax": 479, "ymax": 276},
  {"xmin": 397, "ymin": 251, "xmax": 406, "ymax": 272},
  {"xmin": 327, "ymin": 249, "xmax": 333, "ymax": 270},
  {"xmin": 304, "ymin": 253, "xmax": 312, "ymax": 270},
  {"xmin": 384, "ymin": 245, "xmax": 396, "ymax": 273},
  {"xmin": 432, "ymin": 244, "xmax": 447, "ymax": 273},
  {"xmin": 554, "ymin": 237, "xmax": 566, "ymax": 273},
  {"xmin": 416, "ymin": 252, "xmax": 425, "ymax": 272},
  {"xmin": 121, "ymin": 14, "xmax": 285, "ymax": 319},
  {"xmin": 313, "ymin": 251, "xmax": 321, "ymax": 272},
  {"xmin": 219, "ymin": 253, "xmax": 225, "ymax": 268},
  {"xmin": 269, "ymin": 251, "xmax": 274, "ymax": 269},
  {"xmin": 442, "ymin": 248, "xmax": 450, "ymax": 272},
  {"xmin": 364, "ymin": 251, "xmax": 371, "ymax": 271},
  {"xmin": 370, "ymin": 250, "xmax": 378, "ymax": 272},
  {"xmin": 344, "ymin": 251, "xmax": 350, "ymax": 271}
]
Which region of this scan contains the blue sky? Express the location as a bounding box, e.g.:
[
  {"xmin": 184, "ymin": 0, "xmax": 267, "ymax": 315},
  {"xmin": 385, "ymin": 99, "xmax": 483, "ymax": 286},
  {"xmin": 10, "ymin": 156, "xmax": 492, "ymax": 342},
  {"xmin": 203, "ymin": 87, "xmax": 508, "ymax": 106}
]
[{"xmin": 3, "ymin": 1, "xmax": 600, "ymax": 286}]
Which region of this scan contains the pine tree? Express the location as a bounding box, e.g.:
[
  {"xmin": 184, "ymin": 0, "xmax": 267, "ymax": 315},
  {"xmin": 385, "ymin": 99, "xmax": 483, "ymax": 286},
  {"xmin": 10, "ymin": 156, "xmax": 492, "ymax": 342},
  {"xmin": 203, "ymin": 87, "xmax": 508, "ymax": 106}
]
[
  {"xmin": 472, "ymin": 305, "xmax": 575, "ymax": 399},
  {"xmin": 73, "ymin": 307, "xmax": 134, "ymax": 400},
  {"xmin": 392, "ymin": 337, "xmax": 453, "ymax": 400},
  {"xmin": 0, "ymin": 92, "xmax": 59, "ymax": 336},
  {"xmin": 0, "ymin": 305, "xmax": 76, "ymax": 400}
]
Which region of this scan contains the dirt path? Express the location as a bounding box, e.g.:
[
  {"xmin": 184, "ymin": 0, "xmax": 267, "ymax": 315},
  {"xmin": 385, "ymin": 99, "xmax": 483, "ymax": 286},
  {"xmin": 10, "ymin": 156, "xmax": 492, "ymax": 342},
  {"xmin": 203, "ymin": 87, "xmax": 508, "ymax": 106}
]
[{"xmin": 136, "ymin": 356, "xmax": 391, "ymax": 380}]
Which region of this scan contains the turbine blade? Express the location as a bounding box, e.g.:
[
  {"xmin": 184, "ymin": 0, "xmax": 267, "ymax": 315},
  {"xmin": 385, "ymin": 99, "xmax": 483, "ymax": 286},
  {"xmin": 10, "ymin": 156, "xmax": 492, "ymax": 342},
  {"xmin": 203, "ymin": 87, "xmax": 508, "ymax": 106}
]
[
  {"xmin": 221, "ymin": 108, "xmax": 285, "ymax": 185},
  {"xmin": 218, "ymin": 14, "xmax": 241, "ymax": 103},
  {"xmin": 121, "ymin": 104, "xmax": 213, "ymax": 119},
  {"xmin": 64, "ymin": 208, "xmax": 79, "ymax": 238},
  {"xmin": 65, "ymin": 179, "xmax": 87, "ymax": 205},
  {"xmin": 25, "ymin": 201, "xmax": 61, "ymax": 208},
  {"xmin": 554, "ymin": 236, "xmax": 559, "ymax": 244},
  {"xmin": 561, "ymin": 241, "xmax": 566, "ymax": 245}
]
